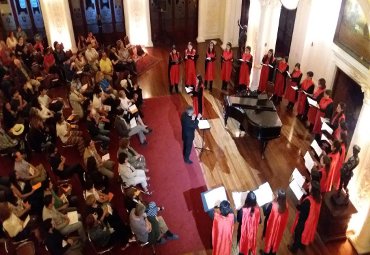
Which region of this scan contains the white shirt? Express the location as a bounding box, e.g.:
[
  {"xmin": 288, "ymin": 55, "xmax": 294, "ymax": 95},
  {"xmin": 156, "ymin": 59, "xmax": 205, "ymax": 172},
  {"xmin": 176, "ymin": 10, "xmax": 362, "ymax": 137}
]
[
  {"xmin": 92, "ymin": 94, "xmax": 103, "ymax": 110},
  {"xmin": 56, "ymin": 121, "xmax": 69, "ymax": 143},
  {"xmin": 38, "ymin": 94, "xmax": 51, "ymax": 107},
  {"xmin": 36, "ymin": 105, "xmax": 53, "ymax": 120},
  {"xmin": 119, "ymin": 97, "xmax": 131, "ymax": 110},
  {"xmin": 85, "ymin": 48, "xmax": 98, "ymax": 63}
]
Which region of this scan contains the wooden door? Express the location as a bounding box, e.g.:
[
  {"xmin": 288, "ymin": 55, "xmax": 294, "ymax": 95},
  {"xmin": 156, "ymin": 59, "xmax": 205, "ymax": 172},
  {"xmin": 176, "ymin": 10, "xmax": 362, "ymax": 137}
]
[
  {"xmin": 275, "ymin": 6, "xmax": 296, "ymax": 58},
  {"xmin": 150, "ymin": 0, "xmax": 198, "ymax": 46}
]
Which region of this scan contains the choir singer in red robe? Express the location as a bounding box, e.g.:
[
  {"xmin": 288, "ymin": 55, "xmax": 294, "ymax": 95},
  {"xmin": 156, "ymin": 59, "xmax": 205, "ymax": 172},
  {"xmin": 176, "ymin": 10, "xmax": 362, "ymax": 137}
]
[
  {"xmin": 284, "ymin": 63, "xmax": 302, "ymax": 110},
  {"xmin": 210, "ymin": 200, "xmax": 235, "ymax": 255},
  {"xmin": 190, "ymin": 75, "xmax": 204, "ymax": 115},
  {"xmin": 184, "ymin": 42, "xmax": 197, "ymax": 87},
  {"xmin": 204, "ymin": 41, "xmax": 216, "ymax": 92},
  {"xmin": 237, "ymin": 191, "xmax": 261, "ymax": 255},
  {"xmin": 221, "ymin": 42, "xmax": 233, "ymax": 91},
  {"xmin": 272, "ymin": 57, "xmax": 289, "ymax": 105},
  {"xmin": 326, "ymin": 140, "xmax": 341, "ymax": 192},
  {"xmin": 317, "ymin": 155, "xmax": 331, "ymax": 193},
  {"xmin": 238, "ymin": 46, "xmax": 253, "ymax": 91},
  {"xmin": 289, "ymin": 180, "xmax": 321, "ymax": 253},
  {"xmin": 258, "ymin": 49, "xmax": 275, "ymax": 93},
  {"xmin": 331, "ymin": 102, "xmax": 346, "ymax": 140},
  {"xmin": 168, "ymin": 45, "xmax": 181, "ymax": 94},
  {"xmin": 262, "ymin": 189, "xmax": 289, "ymax": 255},
  {"xmin": 312, "ymin": 89, "xmax": 333, "ymax": 139},
  {"xmin": 296, "ymin": 71, "xmax": 315, "ymax": 121},
  {"xmin": 306, "ymin": 78, "xmax": 326, "ymax": 129}
]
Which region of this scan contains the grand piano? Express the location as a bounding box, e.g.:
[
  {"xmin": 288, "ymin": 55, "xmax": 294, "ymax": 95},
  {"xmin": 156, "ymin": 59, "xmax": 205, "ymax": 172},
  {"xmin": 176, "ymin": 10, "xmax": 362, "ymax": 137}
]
[{"xmin": 224, "ymin": 94, "xmax": 282, "ymax": 158}]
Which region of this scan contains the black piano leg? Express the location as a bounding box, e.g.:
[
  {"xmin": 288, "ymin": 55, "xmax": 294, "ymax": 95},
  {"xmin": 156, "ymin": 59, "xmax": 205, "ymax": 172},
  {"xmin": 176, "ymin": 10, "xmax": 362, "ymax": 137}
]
[{"xmin": 261, "ymin": 140, "xmax": 268, "ymax": 159}]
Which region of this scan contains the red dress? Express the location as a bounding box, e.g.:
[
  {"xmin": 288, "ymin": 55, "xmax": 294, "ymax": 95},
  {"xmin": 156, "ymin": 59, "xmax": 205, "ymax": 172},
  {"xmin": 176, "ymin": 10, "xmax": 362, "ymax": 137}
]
[
  {"xmin": 284, "ymin": 70, "xmax": 302, "ymax": 103},
  {"xmin": 263, "ymin": 202, "xmax": 289, "ymax": 253},
  {"xmin": 313, "ymin": 97, "xmax": 333, "ymax": 134},
  {"xmin": 239, "ymin": 207, "xmax": 260, "ymax": 255},
  {"xmin": 334, "ymin": 144, "xmax": 346, "ymax": 190},
  {"xmin": 185, "ymin": 48, "xmax": 197, "ymax": 86},
  {"xmin": 273, "ymin": 61, "xmax": 288, "ymax": 97},
  {"xmin": 205, "ymin": 50, "xmax": 216, "ymax": 81},
  {"xmin": 291, "ymin": 196, "xmax": 321, "ymax": 245},
  {"xmin": 212, "ymin": 212, "xmax": 234, "ymax": 255},
  {"xmin": 318, "ymin": 167, "xmax": 329, "ymax": 193},
  {"xmin": 327, "ymin": 151, "xmax": 340, "ymax": 190},
  {"xmin": 192, "ymin": 82, "xmax": 204, "ymax": 115},
  {"xmin": 221, "ymin": 50, "xmax": 233, "ymax": 82},
  {"xmin": 296, "ymin": 79, "xmax": 314, "ymax": 115},
  {"xmin": 169, "ymin": 52, "xmax": 180, "ymax": 86},
  {"xmin": 331, "ymin": 113, "xmax": 346, "ymax": 140},
  {"xmin": 307, "ymin": 88, "xmax": 325, "ymax": 124},
  {"xmin": 258, "ymin": 55, "xmax": 274, "ymax": 92},
  {"xmin": 239, "ymin": 53, "xmax": 253, "ymax": 87}
]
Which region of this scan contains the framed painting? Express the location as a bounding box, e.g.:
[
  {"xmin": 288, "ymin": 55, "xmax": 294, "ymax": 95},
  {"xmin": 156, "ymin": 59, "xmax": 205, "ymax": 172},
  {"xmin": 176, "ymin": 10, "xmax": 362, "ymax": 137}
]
[{"xmin": 334, "ymin": 0, "xmax": 370, "ymax": 68}]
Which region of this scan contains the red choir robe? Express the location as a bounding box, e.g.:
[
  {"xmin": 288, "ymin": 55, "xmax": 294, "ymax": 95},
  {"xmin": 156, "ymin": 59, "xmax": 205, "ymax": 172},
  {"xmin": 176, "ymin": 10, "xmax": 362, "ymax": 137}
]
[
  {"xmin": 331, "ymin": 112, "xmax": 346, "ymax": 140},
  {"xmin": 313, "ymin": 97, "xmax": 333, "ymax": 134},
  {"xmin": 221, "ymin": 50, "xmax": 233, "ymax": 82},
  {"xmin": 192, "ymin": 81, "xmax": 204, "ymax": 115},
  {"xmin": 284, "ymin": 70, "xmax": 303, "ymax": 103},
  {"xmin": 239, "ymin": 52, "xmax": 253, "ymax": 87},
  {"xmin": 239, "ymin": 207, "xmax": 260, "ymax": 255},
  {"xmin": 307, "ymin": 88, "xmax": 325, "ymax": 124},
  {"xmin": 327, "ymin": 150, "xmax": 340, "ymax": 190},
  {"xmin": 263, "ymin": 202, "xmax": 289, "ymax": 253},
  {"xmin": 205, "ymin": 50, "xmax": 216, "ymax": 81},
  {"xmin": 273, "ymin": 61, "xmax": 289, "ymax": 97},
  {"xmin": 296, "ymin": 79, "xmax": 315, "ymax": 115},
  {"xmin": 212, "ymin": 212, "xmax": 234, "ymax": 255},
  {"xmin": 291, "ymin": 196, "xmax": 321, "ymax": 245},
  {"xmin": 318, "ymin": 167, "xmax": 329, "ymax": 193},
  {"xmin": 169, "ymin": 52, "xmax": 180, "ymax": 86},
  {"xmin": 185, "ymin": 48, "xmax": 197, "ymax": 86},
  {"xmin": 334, "ymin": 143, "xmax": 347, "ymax": 190},
  {"xmin": 258, "ymin": 55, "xmax": 274, "ymax": 92}
]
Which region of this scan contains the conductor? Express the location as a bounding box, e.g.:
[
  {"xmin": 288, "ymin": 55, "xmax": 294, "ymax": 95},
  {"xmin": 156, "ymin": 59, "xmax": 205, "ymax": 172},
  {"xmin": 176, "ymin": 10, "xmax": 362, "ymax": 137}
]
[{"xmin": 181, "ymin": 106, "xmax": 202, "ymax": 164}]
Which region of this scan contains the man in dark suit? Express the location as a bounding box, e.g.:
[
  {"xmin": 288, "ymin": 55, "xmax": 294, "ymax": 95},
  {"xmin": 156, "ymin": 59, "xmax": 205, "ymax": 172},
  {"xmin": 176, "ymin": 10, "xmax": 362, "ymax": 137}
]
[{"xmin": 181, "ymin": 106, "xmax": 201, "ymax": 164}]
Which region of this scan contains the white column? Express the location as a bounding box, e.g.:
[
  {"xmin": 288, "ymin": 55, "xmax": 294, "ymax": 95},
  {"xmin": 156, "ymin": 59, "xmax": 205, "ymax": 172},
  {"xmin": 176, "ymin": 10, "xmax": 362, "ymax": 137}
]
[
  {"xmin": 39, "ymin": 0, "xmax": 76, "ymax": 51},
  {"xmin": 249, "ymin": 0, "xmax": 281, "ymax": 90},
  {"xmin": 196, "ymin": 0, "xmax": 206, "ymax": 43},
  {"xmin": 221, "ymin": 0, "xmax": 242, "ymax": 49},
  {"xmin": 347, "ymin": 93, "xmax": 370, "ymax": 254},
  {"xmin": 123, "ymin": 0, "xmax": 153, "ymax": 47}
]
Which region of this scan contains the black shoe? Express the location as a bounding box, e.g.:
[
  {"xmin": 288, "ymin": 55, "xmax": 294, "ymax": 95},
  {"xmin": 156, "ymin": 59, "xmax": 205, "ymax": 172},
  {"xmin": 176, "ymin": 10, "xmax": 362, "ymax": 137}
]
[
  {"xmin": 146, "ymin": 127, "xmax": 153, "ymax": 134},
  {"xmin": 184, "ymin": 159, "xmax": 193, "ymax": 164},
  {"xmin": 141, "ymin": 140, "xmax": 148, "ymax": 146}
]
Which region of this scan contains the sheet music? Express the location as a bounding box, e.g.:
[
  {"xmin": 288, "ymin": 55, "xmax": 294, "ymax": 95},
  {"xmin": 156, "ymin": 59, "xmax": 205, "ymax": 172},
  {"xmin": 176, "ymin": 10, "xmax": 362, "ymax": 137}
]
[
  {"xmin": 102, "ymin": 153, "xmax": 110, "ymax": 161},
  {"xmin": 67, "ymin": 211, "xmax": 78, "ymax": 225},
  {"xmin": 202, "ymin": 186, "xmax": 228, "ymax": 212},
  {"xmin": 291, "ymin": 86, "xmax": 298, "ymax": 91},
  {"xmin": 320, "ymin": 117, "xmax": 330, "ymax": 123},
  {"xmin": 304, "ymin": 151, "xmax": 315, "ymax": 173},
  {"xmin": 198, "ymin": 119, "xmax": 211, "ymax": 130},
  {"xmin": 286, "ymin": 71, "xmax": 291, "ymax": 78},
  {"xmin": 28, "ymin": 166, "xmax": 35, "ymax": 176},
  {"xmin": 307, "ymin": 97, "xmax": 319, "ymax": 108},
  {"xmin": 255, "ymin": 182, "xmax": 274, "ymax": 206},
  {"xmin": 268, "ymin": 64, "xmax": 273, "ymax": 68},
  {"xmin": 185, "ymin": 86, "xmax": 193, "ymax": 94},
  {"xmin": 23, "ymin": 215, "xmax": 30, "ymax": 228},
  {"xmin": 81, "ymin": 84, "xmax": 88, "ymax": 91},
  {"xmin": 321, "ymin": 133, "xmax": 332, "ymax": 145},
  {"xmin": 310, "ymin": 140, "xmax": 322, "ymax": 157},
  {"xmin": 103, "ymin": 105, "xmax": 111, "ymax": 112},
  {"xmin": 322, "ymin": 122, "xmax": 333, "ymax": 134},
  {"xmin": 291, "ymin": 168, "xmax": 306, "ymax": 187},
  {"xmin": 128, "ymin": 104, "xmax": 138, "ymax": 114},
  {"xmin": 289, "ymin": 180, "xmax": 305, "ymax": 200},
  {"xmin": 232, "ymin": 191, "xmax": 249, "ymax": 210}
]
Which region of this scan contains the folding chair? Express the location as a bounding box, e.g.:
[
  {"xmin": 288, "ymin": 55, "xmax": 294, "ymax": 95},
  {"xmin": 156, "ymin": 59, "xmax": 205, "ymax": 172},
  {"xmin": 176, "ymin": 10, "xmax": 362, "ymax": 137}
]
[{"xmin": 87, "ymin": 232, "xmax": 114, "ymax": 254}]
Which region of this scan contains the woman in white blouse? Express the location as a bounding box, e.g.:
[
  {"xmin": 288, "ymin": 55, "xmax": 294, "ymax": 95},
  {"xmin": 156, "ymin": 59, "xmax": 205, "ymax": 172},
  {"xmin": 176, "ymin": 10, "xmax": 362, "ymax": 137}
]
[{"xmin": 6, "ymin": 31, "xmax": 17, "ymax": 50}]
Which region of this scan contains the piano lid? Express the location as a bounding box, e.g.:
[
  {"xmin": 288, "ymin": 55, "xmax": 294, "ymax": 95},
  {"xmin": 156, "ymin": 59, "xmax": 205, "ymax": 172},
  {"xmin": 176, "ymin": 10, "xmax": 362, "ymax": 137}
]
[
  {"xmin": 226, "ymin": 94, "xmax": 274, "ymax": 111},
  {"xmin": 245, "ymin": 109, "xmax": 282, "ymax": 128}
]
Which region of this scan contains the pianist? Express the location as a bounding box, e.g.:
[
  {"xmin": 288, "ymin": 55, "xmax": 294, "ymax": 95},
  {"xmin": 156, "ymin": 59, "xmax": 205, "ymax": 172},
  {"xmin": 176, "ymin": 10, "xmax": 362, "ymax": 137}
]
[{"xmin": 181, "ymin": 106, "xmax": 201, "ymax": 164}]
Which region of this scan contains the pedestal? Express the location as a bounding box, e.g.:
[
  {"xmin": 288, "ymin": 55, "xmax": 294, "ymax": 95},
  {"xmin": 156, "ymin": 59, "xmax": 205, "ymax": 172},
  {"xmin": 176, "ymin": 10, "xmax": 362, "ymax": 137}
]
[{"xmin": 317, "ymin": 191, "xmax": 357, "ymax": 243}]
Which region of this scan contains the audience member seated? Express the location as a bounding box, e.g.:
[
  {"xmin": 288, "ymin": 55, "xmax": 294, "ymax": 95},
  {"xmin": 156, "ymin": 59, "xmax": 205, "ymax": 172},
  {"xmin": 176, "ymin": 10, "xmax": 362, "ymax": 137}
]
[
  {"xmin": 13, "ymin": 58, "xmax": 40, "ymax": 93},
  {"xmin": 28, "ymin": 112, "xmax": 53, "ymax": 152},
  {"xmin": 43, "ymin": 218, "xmax": 83, "ymax": 255},
  {"xmin": 43, "ymin": 179, "xmax": 76, "ymax": 214},
  {"xmin": 107, "ymin": 46, "xmax": 126, "ymax": 72},
  {"xmin": 69, "ymin": 82, "xmax": 88, "ymax": 119},
  {"xmin": 77, "ymin": 35, "xmax": 86, "ymax": 52},
  {"xmin": 83, "ymin": 179, "xmax": 111, "ymax": 204},
  {"xmin": 47, "ymin": 145, "xmax": 85, "ymax": 185},
  {"xmin": 74, "ymin": 52, "xmax": 88, "ymax": 73},
  {"xmin": 85, "ymin": 43, "xmax": 99, "ymax": 72},
  {"xmin": 14, "ymin": 151, "xmax": 47, "ymax": 185},
  {"xmin": 95, "ymin": 71, "xmax": 116, "ymax": 96},
  {"xmin": 86, "ymin": 109, "xmax": 110, "ymax": 150},
  {"xmin": 43, "ymin": 47, "xmax": 58, "ymax": 74},
  {"xmin": 33, "ymin": 38, "xmax": 44, "ymax": 53},
  {"xmin": 0, "ymin": 124, "xmax": 19, "ymax": 154},
  {"xmin": 85, "ymin": 32, "xmax": 98, "ymax": 49},
  {"xmin": 114, "ymin": 108, "xmax": 150, "ymax": 145},
  {"xmin": 10, "ymin": 87, "xmax": 29, "ymax": 118},
  {"xmin": 99, "ymin": 52, "xmax": 114, "ymax": 81},
  {"xmin": 15, "ymin": 26, "xmax": 27, "ymax": 41},
  {"xmin": 92, "ymin": 87, "xmax": 109, "ymax": 117},
  {"xmin": 15, "ymin": 36, "xmax": 26, "ymax": 58},
  {"xmin": 38, "ymin": 86, "xmax": 64, "ymax": 113},
  {"xmin": 83, "ymin": 139, "xmax": 115, "ymax": 179},
  {"xmin": 0, "ymin": 203, "xmax": 34, "ymax": 241},
  {"xmin": 0, "ymin": 186, "xmax": 31, "ymax": 219},
  {"xmin": 55, "ymin": 113, "xmax": 85, "ymax": 155},
  {"xmin": 117, "ymin": 137, "xmax": 146, "ymax": 169},
  {"xmin": 117, "ymin": 40, "xmax": 136, "ymax": 74},
  {"xmin": 85, "ymin": 157, "xmax": 109, "ymax": 191},
  {"xmin": 2, "ymin": 101, "xmax": 18, "ymax": 131},
  {"xmin": 31, "ymin": 100, "xmax": 53, "ymax": 121},
  {"xmin": 42, "ymin": 194, "xmax": 86, "ymax": 242},
  {"xmin": 6, "ymin": 31, "xmax": 17, "ymax": 50},
  {"xmin": 118, "ymin": 152, "xmax": 149, "ymax": 192}
]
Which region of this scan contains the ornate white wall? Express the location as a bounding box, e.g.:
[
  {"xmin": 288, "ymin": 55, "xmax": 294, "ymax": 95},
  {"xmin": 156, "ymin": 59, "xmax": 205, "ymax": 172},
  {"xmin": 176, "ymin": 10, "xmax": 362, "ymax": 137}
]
[{"xmin": 197, "ymin": 0, "xmax": 226, "ymax": 42}]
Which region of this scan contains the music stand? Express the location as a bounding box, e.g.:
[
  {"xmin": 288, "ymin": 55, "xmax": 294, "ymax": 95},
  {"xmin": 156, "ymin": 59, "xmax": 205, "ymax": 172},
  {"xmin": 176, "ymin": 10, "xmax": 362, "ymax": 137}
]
[{"xmin": 195, "ymin": 119, "xmax": 212, "ymax": 153}]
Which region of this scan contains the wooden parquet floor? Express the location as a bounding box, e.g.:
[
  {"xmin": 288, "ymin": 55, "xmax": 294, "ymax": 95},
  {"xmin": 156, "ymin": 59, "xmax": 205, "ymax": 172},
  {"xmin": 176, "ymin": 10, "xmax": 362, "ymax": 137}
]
[{"xmin": 138, "ymin": 43, "xmax": 357, "ymax": 255}]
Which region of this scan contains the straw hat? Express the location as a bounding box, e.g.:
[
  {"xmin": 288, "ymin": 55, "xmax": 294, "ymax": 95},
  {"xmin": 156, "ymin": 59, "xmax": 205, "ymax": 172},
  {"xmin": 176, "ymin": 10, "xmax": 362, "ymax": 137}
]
[{"xmin": 10, "ymin": 124, "xmax": 24, "ymax": 136}]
